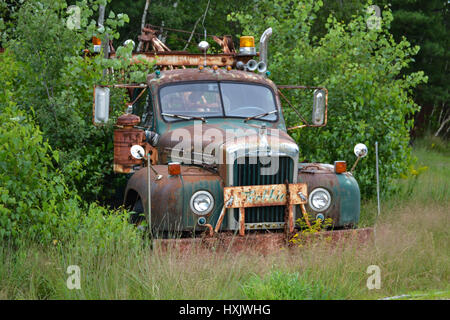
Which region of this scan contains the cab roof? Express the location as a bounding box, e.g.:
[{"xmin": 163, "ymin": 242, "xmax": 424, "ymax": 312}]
[{"xmin": 147, "ymin": 68, "xmax": 276, "ymax": 89}]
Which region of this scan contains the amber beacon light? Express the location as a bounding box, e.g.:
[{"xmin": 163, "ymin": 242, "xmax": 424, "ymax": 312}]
[
  {"xmin": 239, "ymin": 36, "xmax": 256, "ymax": 55},
  {"xmin": 92, "ymin": 36, "xmax": 102, "ymax": 53},
  {"xmin": 168, "ymin": 162, "xmax": 181, "ymax": 176},
  {"xmin": 334, "ymin": 161, "xmax": 347, "ymax": 174}
]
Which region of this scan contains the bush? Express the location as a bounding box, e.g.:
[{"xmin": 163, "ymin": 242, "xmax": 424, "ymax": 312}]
[
  {"xmin": 0, "ymin": 88, "xmax": 64, "ymax": 241},
  {"xmin": 0, "ymin": 75, "xmax": 138, "ymax": 245},
  {"xmin": 230, "ymin": 0, "xmax": 427, "ymax": 197}
]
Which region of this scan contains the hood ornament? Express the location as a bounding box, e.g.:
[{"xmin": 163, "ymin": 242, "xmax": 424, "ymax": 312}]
[{"xmin": 258, "ymin": 124, "xmax": 270, "ymax": 157}]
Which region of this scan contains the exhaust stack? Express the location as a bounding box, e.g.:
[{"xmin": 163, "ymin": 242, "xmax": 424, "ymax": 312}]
[{"xmin": 259, "ymin": 27, "xmax": 273, "ymax": 70}]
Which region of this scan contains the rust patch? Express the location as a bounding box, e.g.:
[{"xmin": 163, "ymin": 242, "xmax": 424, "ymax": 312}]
[
  {"xmin": 110, "ymin": 51, "xmax": 254, "ymax": 67},
  {"xmin": 154, "ymin": 228, "xmax": 374, "ymax": 254},
  {"xmin": 146, "ymin": 68, "xmax": 274, "ymax": 88},
  {"xmin": 114, "ymin": 113, "xmax": 157, "ymax": 173},
  {"xmin": 223, "ymin": 183, "xmax": 307, "ymax": 208},
  {"xmin": 221, "ymin": 183, "xmax": 307, "ymax": 236}
]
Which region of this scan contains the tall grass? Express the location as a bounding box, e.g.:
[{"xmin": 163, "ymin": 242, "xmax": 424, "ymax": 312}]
[
  {"xmin": 359, "ymin": 135, "xmax": 449, "ymax": 227},
  {"xmin": 0, "ymin": 138, "xmax": 448, "ymax": 299}
]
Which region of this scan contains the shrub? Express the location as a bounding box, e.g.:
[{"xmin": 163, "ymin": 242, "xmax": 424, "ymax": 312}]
[
  {"xmin": 0, "ymin": 76, "xmax": 138, "ymax": 245},
  {"xmin": 0, "ymin": 89, "xmax": 64, "ymax": 241}
]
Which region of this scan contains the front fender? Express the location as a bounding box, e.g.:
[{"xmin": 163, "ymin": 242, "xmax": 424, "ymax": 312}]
[
  {"xmin": 297, "ymin": 163, "xmax": 360, "ymax": 227},
  {"xmin": 124, "ymin": 165, "xmax": 224, "ymax": 232}
]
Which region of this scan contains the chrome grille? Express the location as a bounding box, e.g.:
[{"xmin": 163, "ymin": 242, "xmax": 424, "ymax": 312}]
[{"xmin": 233, "ymin": 157, "xmax": 294, "ymax": 224}]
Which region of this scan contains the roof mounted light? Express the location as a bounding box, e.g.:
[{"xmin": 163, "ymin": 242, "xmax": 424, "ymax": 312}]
[{"xmin": 239, "ymin": 36, "xmax": 256, "ymax": 55}]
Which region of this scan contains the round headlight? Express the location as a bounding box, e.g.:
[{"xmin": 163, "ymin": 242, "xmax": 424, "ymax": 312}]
[
  {"xmin": 190, "ymin": 191, "xmax": 214, "ymax": 215},
  {"xmin": 309, "ymin": 188, "xmax": 332, "ymax": 212}
]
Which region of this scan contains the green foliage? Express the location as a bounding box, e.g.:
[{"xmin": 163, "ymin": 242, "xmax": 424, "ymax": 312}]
[
  {"xmin": 0, "ymin": 101, "xmax": 138, "ymax": 245},
  {"xmin": 3, "ymin": 0, "xmax": 153, "ymax": 202},
  {"xmin": 230, "ymin": 0, "xmax": 427, "ymax": 197},
  {"xmin": 0, "ymin": 0, "xmax": 25, "ymax": 45},
  {"xmin": 279, "ymin": 0, "xmax": 448, "ymax": 137},
  {"xmin": 296, "ymin": 215, "xmax": 333, "ymax": 232},
  {"xmin": 241, "ymin": 269, "xmax": 341, "ymax": 299},
  {"xmin": 0, "ymin": 51, "xmax": 138, "ymax": 245},
  {"xmin": 0, "ymin": 101, "xmax": 62, "ymax": 241},
  {"xmin": 309, "ymin": 0, "xmax": 368, "ymax": 40},
  {"xmin": 290, "ymin": 214, "xmax": 333, "ymax": 247}
]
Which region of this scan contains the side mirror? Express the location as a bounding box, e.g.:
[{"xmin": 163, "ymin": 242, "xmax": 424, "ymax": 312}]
[
  {"xmin": 350, "ymin": 143, "xmax": 368, "ymax": 174},
  {"xmin": 94, "ymin": 86, "xmax": 110, "ymax": 124},
  {"xmin": 354, "ymin": 143, "xmax": 368, "ymax": 158},
  {"xmin": 312, "ymin": 89, "xmax": 326, "ymax": 126}
]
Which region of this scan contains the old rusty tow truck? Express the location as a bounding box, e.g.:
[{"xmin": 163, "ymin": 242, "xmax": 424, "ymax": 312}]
[{"xmin": 93, "ymin": 27, "xmax": 372, "ymax": 251}]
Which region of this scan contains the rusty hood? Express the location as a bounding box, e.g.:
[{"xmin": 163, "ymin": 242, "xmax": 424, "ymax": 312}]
[{"xmin": 158, "ymin": 119, "xmax": 299, "ymax": 166}]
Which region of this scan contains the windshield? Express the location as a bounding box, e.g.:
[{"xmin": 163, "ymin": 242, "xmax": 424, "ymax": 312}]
[{"xmin": 159, "ymin": 82, "xmax": 277, "ymax": 122}]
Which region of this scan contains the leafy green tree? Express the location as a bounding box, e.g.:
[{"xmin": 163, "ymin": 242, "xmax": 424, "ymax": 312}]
[
  {"xmin": 307, "ymin": 0, "xmax": 449, "ymax": 138},
  {"xmin": 4, "ymin": 0, "xmax": 152, "ymax": 203},
  {"xmin": 0, "ymin": 91, "xmax": 73, "ymax": 241},
  {"xmin": 230, "ymin": 0, "xmax": 427, "ymax": 197},
  {"xmin": 0, "ymin": 0, "xmax": 25, "ymax": 46},
  {"xmin": 309, "ymin": 0, "xmax": 368, "ymax": 39}
]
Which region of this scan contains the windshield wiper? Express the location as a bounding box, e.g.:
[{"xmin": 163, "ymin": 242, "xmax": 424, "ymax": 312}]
[
  {"xmin": 244, "ymin": 110, "xmax": 278, "ymax": 123},
  {"xmin": 162, "ymin": 113, "xmax": 206, "ymax": 123}
]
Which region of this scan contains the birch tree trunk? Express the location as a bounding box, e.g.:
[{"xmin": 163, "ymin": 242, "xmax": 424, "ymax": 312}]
[{"xmin": 137, "ymin": 0, "xmax": 151, "ymax": 52}]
